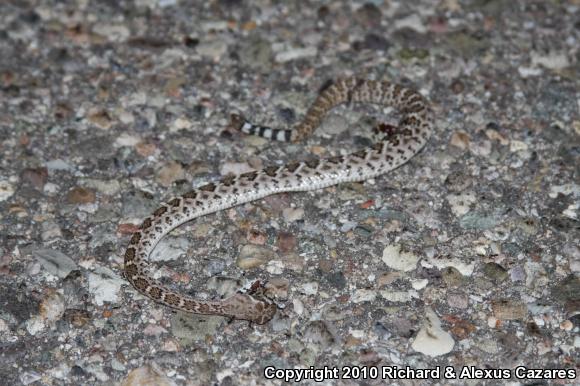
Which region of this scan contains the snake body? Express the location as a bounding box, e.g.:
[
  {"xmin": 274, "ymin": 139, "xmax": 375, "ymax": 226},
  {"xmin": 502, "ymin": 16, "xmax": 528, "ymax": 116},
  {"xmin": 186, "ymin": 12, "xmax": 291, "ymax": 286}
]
[{"xmin": 124, "ymin": 78, "xmax": 433, "ymax": 324}]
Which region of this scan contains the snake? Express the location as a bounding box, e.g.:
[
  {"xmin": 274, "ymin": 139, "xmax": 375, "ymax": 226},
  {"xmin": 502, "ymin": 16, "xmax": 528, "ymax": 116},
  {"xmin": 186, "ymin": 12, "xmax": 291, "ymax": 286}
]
[{"xmin": 124, "ymin": 77, "xmax": 433, "ymax": 324}]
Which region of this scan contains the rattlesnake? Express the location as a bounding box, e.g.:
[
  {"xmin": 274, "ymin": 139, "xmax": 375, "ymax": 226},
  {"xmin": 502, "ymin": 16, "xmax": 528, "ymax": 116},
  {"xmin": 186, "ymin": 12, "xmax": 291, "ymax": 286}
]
[{"xmin": 124, "ymin": 77, "xmax": 433, "ymax": 324}]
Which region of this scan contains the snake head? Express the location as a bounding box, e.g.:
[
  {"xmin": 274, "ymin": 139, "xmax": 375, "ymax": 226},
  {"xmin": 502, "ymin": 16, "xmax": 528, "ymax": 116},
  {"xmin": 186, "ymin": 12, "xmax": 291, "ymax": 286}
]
[{"xmin": 222, "ymin": 293, "xmax": 277, "ymax": 325}]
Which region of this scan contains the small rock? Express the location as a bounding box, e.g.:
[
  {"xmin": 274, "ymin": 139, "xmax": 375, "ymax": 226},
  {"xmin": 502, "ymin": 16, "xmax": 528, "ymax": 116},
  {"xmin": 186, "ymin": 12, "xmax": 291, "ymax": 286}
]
[
  {"xmin": 354, "ymin": 3, "xmax": 382, "ymax": 28},
  {"xmin": 446, "ymin": 192, "xmax": 476, "ymax": 216},
  {"xmin": 459, "ymin": 212, "xmax": 502, "ymax": 230},
  {"xmin": 393, "ymin": 14, "xmax": 427, "ymax": 33},
  {"xmin": 41, "ymin": 220, "xmax": 63, "ymax": 241},
  {"xmin": 171, "ymin": 312, "xmax": 223, "ymax": 347},
  {"xmin": 276, "ymin": 232, "xmax": 296, "ymax": 253},
  {"xmin": 33, "ymin": 248, "xmax": 77, "ymax": 278},
  {"xmin": 0, "ymin": 180, "xmax": 16, "ymax": 201},
  {"xmin": 264, "ymin": 277, "xmax": 289, "ymax": 299},
  {"xmin": 449, "ymin": 131, "xmax": 470, "ymax": 150},
  {"xmin": 440, "ymin": 266, "xmax": 467, "ymax": 286},
  {"xmin": 21, "ymin": 167, "xmax": 48, "ymax": 190},
  {"xmin": 352, "ymin": 289, "xmax": 377, "ymax": 303},
  {"xmin": 120, "ymin": 363, "xmax": 177, "ymax": 386},
  {"xmin": 156, "ymin": 161, "xmax": 185, "ymax": 187},
  {"xmin": 239, "ymin": 36, "xmax": 273, "ymax": 71},
  {"xmin": 88, "ymin": 266, "xmax": 124, "ymax": 305},
  {"xmin": 300, "ymin": 282, "xmax": 319, "ymax": 295},
  {"xmin": 303, "ymin": 320, "xmax": 336, "ymax": 349},
  {"xmin": 482, "ymin": 262, "xmax": 509, "ymax": 283},
  {"xmin": 220, "ymin": 162, "xmax": 255, "ymax": 176},
  {"xmin": 411, "ymin": 308, "xmax": 455, "ymax": 356},
  {"xmin": 381, "ymin": 244, "xmax": 420, "ymax": 272},
  {"xmin": 39, "ymin": 290, "xmax": 65, "ymax": 323},
  {"xmin": 447, "ymin": 292, "xmax": 469, "ymax": 309},
  {"xmin": 67, "ymin": 187, "xmax": 96, "ymax": 204},
  {"xmin": 20, "ymin": 371, "xmax": 42, "ymax": 385},
  {"xmin": 282, "ymin": 207, "xmax": 304, "ymax": 222},
  {"xmin": 196, "ymin": 39, "xmax": 228, "ymax": 60},
  {"xmin": 236, "ymin": 244, "xmax": 277, "ymax": 269},
  {"xmin": 491, "ymin": 299, "xmax": 528, "ymax": 320},
  {"xmin": 150, "ymin": 236, "xmax": 188, "ymax": 262},
  {"xmin": 275, "ymin": 46, "xmax": 317, "ymax": 63}
]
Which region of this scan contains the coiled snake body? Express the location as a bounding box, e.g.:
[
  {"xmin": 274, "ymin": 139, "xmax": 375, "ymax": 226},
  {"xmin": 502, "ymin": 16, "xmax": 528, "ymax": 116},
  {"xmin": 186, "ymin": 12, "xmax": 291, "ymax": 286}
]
[{"xmin": 124, "ymin": 78, "xmax": 433, "ymax": 324}]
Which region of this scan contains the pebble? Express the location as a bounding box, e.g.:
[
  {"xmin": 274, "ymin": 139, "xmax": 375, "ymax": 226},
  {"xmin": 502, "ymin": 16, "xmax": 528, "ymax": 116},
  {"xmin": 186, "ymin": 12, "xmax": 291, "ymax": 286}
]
[
  {"xmin": 264, "ymin": 277, "xmax": 289, "ymax": 298},
  {"xmin": 351, "ymin": 289, "xmax": 377, "ymax": 303},
  {"xmin": 411, "ymin": 308, "xmax": 455, "ymax": 356},
  {"xmin": 219, "ymin": 162, "xmax": 254, "ymax": 176},
  {"xmin": 20, "ymin": 371, "xmax": 42, "ymax": 385},
  {"xmin": 393, "ymin": 14, "xmax": 427, "ymax": 33},
  {"xmin": 67, "ymin": 187, "xmax": 96, "ymax": 204},
  {"xmin": 120, "ymin": 363, "xmax": 176, "ymax": 386},
  {"xmin": 275, "ymin": 46, "xmax": 317, "ymax": 63},
  {"xmin": 45, "ymin": 159, "xmax": 75, "ymax": 172},
  {"xmin": 381, "ymin": 244, "xmax": 420, "ymax": 272},
  {"xmin": 21, "ymin": 167, "xmax": 48, "ymax": 190},
  {"xmin": 482, "ymin": 262, "xmax": 509, "ymax": 283},
  {"xmin": 88, "ymin": 267, "xmax": 124, "ymax": 306},
  {"xmin": 156, "ymin": 161, "xmax": 185, "ymax": 187},
  {"xmin": 446, "ymin": 192, "xmax": 476, "ymax": 216},
  {"xmin": 39, "ymin": 290, "xmax": 65, "ymax": 323},
  {"xmin": 41, "ymin": 220, "xmax": 63, "ymax": 241},
  {"xmin": 491, "ymin": 299, "xmax": 528, "ymax": 320},
  {"xmin": 0, "ymin": 179, "xmax": 16, "ymax": 201},
  {"xmin": 300, "ymin": 282, "xmax": 319, "ymax": 295},
  {"xmin": 196, "ymin": 40, "xmax": 228, "ymax": 60},
  {"xmin": 92, "ymin": 23, "xmax": 130, "ymax": 42},
  {"xmin": 459, "ymin": 212, "xmax": 502, "ymax": 230},
  {"xmin": 239, "ymin": 36, "xmax": 273, "ymax": 71},
  {"xmin": 170, "ymin": 312, "xmax": 222, "ymax": 347},
  {"xmin": 531, "ymin": 51, "xmax": 570, "ymax": 70},
  {"xmin": 379, "ymin": 290, "xmax": 416, "ymax": 303},
  {"xmin": 318, "ymin": 114, "xmax": 349, "ymax": 136},
  {"xmin": 150, "ymin": 236, "xmax": 188, "ymax": 262},
  {"xmin": 276, "ymin": 232, "xmax": 296, "ymax": 253},
  {"xmin": 33, "ymin": 248, "xmax": 77, "ymax": 278},
  {"xmin": 303, "ymin": 321, "xmax": 336, "ymax": 349},
  {"xmin": 449, "ymin": 131, "xmax": 470, "ymax": 150},
  {"xmin": 447, "ymin": 292, "xmax": 469, "ymax": 309},
  {"xmin": 354, "ymin": 3, "xmax": 382, "ymax": 28},
  {"xmin": 236, "ymin": 244, "xmax": 277, "ymax": 269},
  {"xmin": 282, "ymin": 207, "xmax": 304, "ymax": 222}
]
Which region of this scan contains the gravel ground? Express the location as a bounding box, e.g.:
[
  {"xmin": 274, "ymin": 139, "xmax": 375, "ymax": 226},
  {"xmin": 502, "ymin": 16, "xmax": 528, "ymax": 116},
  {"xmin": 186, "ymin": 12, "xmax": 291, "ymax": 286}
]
[{"xmin": 0, "ymin": 1, "xmax": 579, "ymax": 385}]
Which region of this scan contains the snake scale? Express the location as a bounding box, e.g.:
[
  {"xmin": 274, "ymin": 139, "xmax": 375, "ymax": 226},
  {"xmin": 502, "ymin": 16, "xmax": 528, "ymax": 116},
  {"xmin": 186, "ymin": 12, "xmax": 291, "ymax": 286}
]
[{"xmin": 124, "ymin": 77, "xmax": 433, "ymax": 324}]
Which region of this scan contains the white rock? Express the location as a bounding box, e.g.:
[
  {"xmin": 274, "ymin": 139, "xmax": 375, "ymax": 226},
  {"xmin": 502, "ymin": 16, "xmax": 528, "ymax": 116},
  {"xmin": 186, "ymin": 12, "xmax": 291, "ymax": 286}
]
[
  {"xmin": 88, "ymin": 267, "xmax": 124, "ymax": 305},
  {"xmin": 25, "ymin": 316, "xmax": 46, "ymax": 335},
  {"xmin": 275, "ymin": 46, "xmax": 317, "ymax": 63},
  {"xmin": 219, "ymin": 162, "xmax": 254, "ymax": 176},
  {"xmin": 531, "ymin": 52, "xmax": 570, "ymax": 70},
  {"xmin": 282, "ymin": 207, "xmax": 304, "ymax": 222},
  {"xmin": 379, "ymin": 290, "xmax": 416, "ymax": 303},
  {"xmin": 45, "ymin": 159, "xmax": 75, "ymax": 172},
  {"xmin": 150, "ymin": 236, "xmax": 188, "ymax": 262},
  {"xmin": 424, "ymin": 255, "xmax": 475, "ymax": 276},
  {"xmin": 411, "ymin": 308, "xmax": 455, "ymax": 356},
  {"xmin": 411, "ymin": 278, "xmax": 429, "ymax": 290},
  {"xmin": 115, "ymin": 133, "xmax": 141, "ymax": 147},
  {"xmin": 33, "ymin": 249, "xmax": 77, "ymax": 278},
  {"xmin": 0, "ymin": 180, "xmax": 15, "ymax": 201},
  {"xmin": 351, "ymin": 289, "xmax": 377, "ymax": 303},
  {"xmin": 446, "ymin": 192, "xmax": 476, "ymax": 217},
  {"xmin": 382, "ymin": 244, "xmax": 420, "ymax": 272},
  {"xmin": 393, "ymin": 14, "xmax": 427, "ymax": 33},
  {"xmin": 301, "ymin": 282, "xmax": 319, "ymax": 295}
]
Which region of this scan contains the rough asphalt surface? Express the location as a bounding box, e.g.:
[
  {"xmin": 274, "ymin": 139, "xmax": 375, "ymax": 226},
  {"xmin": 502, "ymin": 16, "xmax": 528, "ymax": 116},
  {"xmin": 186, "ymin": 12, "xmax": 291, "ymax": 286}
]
[{"xmin": 0, "ymin": 1, "xmax": 578, "ymax": 385}]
